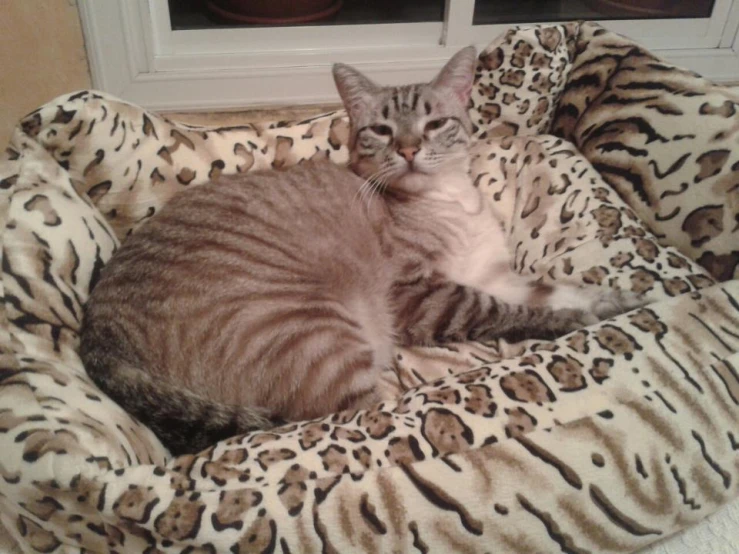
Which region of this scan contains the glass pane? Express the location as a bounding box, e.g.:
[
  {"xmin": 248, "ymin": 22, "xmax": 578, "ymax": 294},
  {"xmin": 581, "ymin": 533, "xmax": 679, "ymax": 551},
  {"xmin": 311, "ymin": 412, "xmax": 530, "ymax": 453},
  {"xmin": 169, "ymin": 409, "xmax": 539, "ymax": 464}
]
[
  {"xmin": 170, "ymin": 0, "xmax": 445, "ymax": 30},
  {"xmin": 473, "ymin": 0, "xmax": 716, "ymax": 26}
]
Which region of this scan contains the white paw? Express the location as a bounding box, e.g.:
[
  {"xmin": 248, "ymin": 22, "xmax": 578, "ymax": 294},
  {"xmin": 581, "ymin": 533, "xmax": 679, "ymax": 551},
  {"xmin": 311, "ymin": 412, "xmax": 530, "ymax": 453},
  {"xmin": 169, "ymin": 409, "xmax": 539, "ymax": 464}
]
[
  {"xmin": 589, "ymin": 289, "xmax": 647, "ymax": 321},
  {"xmin": 578, "ymin": 311, "xmax": 601, "ymax": 327}
]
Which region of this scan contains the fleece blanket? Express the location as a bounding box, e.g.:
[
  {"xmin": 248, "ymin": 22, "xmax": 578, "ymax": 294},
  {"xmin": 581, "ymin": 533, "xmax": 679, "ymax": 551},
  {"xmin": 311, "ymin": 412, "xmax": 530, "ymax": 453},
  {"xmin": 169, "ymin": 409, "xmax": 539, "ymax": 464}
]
[{"xmin": 0, "ymin": 21, "xmax": 737, "ymax": 553}]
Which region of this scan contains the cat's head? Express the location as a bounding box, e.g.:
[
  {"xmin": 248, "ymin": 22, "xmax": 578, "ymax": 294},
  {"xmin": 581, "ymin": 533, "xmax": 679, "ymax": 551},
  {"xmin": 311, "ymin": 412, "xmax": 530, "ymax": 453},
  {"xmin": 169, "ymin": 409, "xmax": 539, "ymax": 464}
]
[{"xmin": 333, "ymin": 46, "xmax": 477, "ymax": 194}]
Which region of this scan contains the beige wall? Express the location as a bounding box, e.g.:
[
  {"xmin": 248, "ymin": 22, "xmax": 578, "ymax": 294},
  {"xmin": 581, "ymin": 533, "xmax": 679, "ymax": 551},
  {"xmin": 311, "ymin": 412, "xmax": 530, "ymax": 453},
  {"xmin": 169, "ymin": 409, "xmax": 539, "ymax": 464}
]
[
  {"xmin": 0, "ymin": 5, "xmax": 89, "ymax": 541},
  {"xmin": 0, "ymin": 0, "xmax": 91, "ymax": 145}
]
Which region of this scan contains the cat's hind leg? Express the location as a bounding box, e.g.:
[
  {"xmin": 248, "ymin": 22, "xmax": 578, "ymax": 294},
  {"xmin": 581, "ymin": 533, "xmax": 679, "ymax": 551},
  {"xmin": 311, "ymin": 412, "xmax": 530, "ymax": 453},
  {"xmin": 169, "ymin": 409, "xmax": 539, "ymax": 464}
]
[{"xmin": 292, "ymin": 295, "xmax": 395, "ymax": 416}]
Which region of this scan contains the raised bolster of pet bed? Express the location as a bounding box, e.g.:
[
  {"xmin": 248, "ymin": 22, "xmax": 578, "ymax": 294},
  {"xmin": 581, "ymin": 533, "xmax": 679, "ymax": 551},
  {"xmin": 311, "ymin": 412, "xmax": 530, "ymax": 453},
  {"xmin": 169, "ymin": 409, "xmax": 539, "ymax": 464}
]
[{"xmin": 0, "ymin": 21, "xmax": 737, "ymax": 554}]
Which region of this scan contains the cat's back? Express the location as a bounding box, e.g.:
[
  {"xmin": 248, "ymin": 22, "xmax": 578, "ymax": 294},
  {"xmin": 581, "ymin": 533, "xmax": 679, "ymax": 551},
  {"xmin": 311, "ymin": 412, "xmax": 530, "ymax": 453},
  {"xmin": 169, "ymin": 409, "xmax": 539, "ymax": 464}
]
[
  {"xmin": 164, "ymin": 159, "xmax": 363, "ymax": 230},
  {"xmin": 181, "ymin": 160, "xmax": 382, "ymax": 277},
  {"xmin": 88, "ymin": 159, "xmax": 390, "ymax": 330},
  {"xmin": 183, "ymin": 160, "xmax": 368, "ymax": 234}
]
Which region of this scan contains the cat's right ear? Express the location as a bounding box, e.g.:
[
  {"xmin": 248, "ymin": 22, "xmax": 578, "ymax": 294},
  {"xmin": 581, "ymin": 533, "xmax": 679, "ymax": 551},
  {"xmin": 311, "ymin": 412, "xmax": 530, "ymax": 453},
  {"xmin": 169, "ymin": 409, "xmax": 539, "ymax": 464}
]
[
  {"xmin": 431, "ymin": 46, "xmax": 477, "ymax": 106},
  {"xmin": 333, "ymin": 63, "xmax": 378, "ymax": 121}
]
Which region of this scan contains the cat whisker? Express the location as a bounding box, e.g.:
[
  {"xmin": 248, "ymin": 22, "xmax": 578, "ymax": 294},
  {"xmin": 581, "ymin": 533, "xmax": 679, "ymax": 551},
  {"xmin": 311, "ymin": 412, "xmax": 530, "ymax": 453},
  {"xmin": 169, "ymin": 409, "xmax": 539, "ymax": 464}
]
[
  {"xmin": 353, "ymin": 166, "xmax": 397, "ymax": 211},
  {"xmin": 359, "ymin": 170, "xmax": 393, "ymax": 206},
  {"xmin": 364, "ymin": 167, "xmax": 396, "ymax": 210},
  {"xmin": 425, "ymin": 152, "xmax": 468, "ymax": 162},
  {"xmin": 422, "ymin": 152, "xmax": 469, "ymax": 170},
  {"xmin": 354, "ymin": 167, "xmax": 390, "ymax": 205}
]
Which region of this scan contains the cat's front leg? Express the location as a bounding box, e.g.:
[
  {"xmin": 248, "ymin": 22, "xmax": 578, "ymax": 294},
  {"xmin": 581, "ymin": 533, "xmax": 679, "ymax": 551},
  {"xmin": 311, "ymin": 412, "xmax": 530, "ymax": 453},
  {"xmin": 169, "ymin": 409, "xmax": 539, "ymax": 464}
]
[
  {"xmin": 391, "ymin": 273, "xmax": 594, "ymax": 345},
  {"xmin": 468, "ymin": 270, "xmax": 646, "ymax": 323}
]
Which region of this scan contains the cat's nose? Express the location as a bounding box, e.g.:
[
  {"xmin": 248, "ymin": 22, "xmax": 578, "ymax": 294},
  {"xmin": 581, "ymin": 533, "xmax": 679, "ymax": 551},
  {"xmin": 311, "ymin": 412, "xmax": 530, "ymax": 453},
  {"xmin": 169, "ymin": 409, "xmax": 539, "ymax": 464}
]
[{"xmin": 397, "ymin": 146, "xmax": 419, "ymax": 162}]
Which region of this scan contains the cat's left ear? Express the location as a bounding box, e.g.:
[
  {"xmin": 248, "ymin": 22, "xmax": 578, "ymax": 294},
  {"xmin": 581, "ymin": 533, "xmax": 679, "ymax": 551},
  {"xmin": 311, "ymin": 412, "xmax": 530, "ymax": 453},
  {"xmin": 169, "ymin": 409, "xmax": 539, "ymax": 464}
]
[
  {"xmin": 333, "ymin": 63, "xmax": 379, "ymax": 121},
  {"xmin": 431, "ymin": 46, "xmax": 477, "ymax": 105}
]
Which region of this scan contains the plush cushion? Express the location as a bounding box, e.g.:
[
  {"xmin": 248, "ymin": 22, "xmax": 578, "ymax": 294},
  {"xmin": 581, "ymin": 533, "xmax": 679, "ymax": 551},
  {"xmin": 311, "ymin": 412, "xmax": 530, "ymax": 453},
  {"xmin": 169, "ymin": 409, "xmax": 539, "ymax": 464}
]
[
  {"xmin": 0, "ymin": 22, "xmax": 737, "ymax": 554},
  {"xmin": 471, "ymin": 22, "xmax": 579, "ymax": 138},
  {"xmin": 552, "ymin": 23, "xmax": 739, "ymax": 281}
]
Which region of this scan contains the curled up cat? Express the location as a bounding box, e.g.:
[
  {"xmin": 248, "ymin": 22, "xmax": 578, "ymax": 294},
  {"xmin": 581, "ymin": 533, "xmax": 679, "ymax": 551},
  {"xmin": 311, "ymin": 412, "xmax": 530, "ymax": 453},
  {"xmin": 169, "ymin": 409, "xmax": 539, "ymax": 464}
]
[{"xmin": 79, "ymin": 46, "xmax": 644, "ymax": 455}]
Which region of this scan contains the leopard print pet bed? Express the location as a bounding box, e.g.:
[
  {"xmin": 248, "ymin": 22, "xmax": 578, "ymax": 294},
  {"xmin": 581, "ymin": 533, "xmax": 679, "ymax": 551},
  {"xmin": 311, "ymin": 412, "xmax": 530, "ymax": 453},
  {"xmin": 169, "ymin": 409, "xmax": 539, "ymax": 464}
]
[{"xmin": 0, "ymin": 21, "xmax": 737, "ymax": 554}]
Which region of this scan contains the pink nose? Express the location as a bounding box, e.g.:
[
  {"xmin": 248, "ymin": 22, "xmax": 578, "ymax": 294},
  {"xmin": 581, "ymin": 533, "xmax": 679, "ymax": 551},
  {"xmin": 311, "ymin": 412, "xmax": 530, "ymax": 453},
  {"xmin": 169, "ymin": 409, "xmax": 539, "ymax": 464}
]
[{"xmin": 398, "ymin": 146, "xmax": 419, "ymax": 162}]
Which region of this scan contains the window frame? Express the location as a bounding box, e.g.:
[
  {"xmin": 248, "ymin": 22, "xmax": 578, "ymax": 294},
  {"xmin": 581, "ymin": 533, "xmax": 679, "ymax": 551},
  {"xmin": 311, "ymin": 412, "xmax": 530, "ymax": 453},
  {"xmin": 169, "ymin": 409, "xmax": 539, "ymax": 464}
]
[{"xmin": 78, "ymin": 0, "xmax": 739, "ymax": 111}]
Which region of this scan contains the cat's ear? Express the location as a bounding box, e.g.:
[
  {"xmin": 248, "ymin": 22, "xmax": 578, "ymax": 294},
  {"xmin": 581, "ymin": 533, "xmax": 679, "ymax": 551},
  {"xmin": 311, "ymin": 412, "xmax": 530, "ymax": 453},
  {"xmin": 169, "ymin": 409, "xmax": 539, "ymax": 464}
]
[
  {"xmin": 333, "ymin": 63, "xmax": 379, "ymax": 120},
  {"xmin": 431, "ymin": 46, "xmax": 477, "ymax": 105}
]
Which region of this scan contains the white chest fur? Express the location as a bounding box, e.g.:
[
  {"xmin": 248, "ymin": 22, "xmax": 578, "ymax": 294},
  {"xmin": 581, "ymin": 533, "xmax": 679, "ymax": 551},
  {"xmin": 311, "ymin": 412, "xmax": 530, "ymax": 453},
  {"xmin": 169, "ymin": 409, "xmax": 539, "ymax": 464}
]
[{"xmin": 417, "ymin": 173, "xmax": 512, "ymax": 291}]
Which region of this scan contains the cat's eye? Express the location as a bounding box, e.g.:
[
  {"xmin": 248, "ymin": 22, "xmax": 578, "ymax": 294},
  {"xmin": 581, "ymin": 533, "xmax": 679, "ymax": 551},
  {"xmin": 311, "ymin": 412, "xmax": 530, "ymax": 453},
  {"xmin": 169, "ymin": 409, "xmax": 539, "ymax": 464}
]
[
  {"xmin": 424, "ymin": 118, "xmax": 448, "ymax": 132},
  {"xmin": 370, "ymin": 124, "xmax": 393, "ymax": 136}
]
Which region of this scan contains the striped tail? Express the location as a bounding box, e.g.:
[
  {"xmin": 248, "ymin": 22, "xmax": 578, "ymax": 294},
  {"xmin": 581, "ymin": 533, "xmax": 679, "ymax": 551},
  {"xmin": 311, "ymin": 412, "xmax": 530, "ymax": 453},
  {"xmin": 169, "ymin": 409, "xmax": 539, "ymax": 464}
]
[{"xmin": 80, "ymin": 347, "xmax": 277, "ymax": 455}]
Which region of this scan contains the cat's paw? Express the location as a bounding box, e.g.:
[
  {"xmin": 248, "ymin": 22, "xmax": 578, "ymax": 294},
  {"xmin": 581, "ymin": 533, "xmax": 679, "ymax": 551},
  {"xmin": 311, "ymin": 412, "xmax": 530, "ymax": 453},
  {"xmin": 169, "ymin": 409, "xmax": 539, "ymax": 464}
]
[
  {"xmin": 558, "ymin": 308, "xmax": 599, "ymax": 332},
  {"xmin": 588, "ymin": 289, "xmax": 648, "ymax": 321}
]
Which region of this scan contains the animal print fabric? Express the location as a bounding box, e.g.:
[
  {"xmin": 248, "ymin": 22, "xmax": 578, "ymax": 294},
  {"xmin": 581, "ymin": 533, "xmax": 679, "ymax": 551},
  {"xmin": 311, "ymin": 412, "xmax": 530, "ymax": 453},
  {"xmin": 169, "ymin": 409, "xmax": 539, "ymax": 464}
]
[
  {"xmin": 471, "ymin": 22, "xmax": 579, "ymax": 138},
  {"xmin": 0, "ymin": 22, "xmax": 737, "ymax": 554},
  {"xmin": 552, "ymin": 23, "xmax": 739, "ymax": 282}
]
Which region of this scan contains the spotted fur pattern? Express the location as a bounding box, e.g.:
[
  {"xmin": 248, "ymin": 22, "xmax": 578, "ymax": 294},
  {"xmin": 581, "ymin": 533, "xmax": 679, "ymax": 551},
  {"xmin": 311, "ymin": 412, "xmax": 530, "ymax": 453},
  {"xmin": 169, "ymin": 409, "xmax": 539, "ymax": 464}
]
[{"xmin": 0, "ymin": 22, "xmax": 737, "ymax": 554}]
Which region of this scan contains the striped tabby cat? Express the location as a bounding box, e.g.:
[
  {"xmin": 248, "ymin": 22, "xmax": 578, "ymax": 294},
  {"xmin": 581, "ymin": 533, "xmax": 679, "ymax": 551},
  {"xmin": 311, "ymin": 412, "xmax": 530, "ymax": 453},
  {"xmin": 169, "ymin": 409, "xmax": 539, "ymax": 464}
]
[{"xmin": 80, "ymin": 47, "xmax": 642, "ymax": 455}]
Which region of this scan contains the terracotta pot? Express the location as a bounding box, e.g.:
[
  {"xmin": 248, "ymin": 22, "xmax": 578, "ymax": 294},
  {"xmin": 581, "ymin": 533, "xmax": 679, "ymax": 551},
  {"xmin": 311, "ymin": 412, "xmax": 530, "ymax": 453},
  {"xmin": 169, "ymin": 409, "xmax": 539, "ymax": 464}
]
[
  {"xmin": 585, "ymin": 0, "xmax": 680, "ymax": 17},
  {"xmin": 206, "ymin": 0, "xmax": 342, "ymax": 25}
]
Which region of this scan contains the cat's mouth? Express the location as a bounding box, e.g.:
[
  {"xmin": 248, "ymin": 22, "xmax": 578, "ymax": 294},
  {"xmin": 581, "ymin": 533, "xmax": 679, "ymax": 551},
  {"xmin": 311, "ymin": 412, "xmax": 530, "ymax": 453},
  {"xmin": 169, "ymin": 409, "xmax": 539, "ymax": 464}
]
[
  {"xmin": 402, "ymin": 160, "xmax": 419, "ymax": 173},
  {"xmin": 399, "ymin": 161, "xmax": 434, "ymax": 178},
  {"xmin": 386, "ymin": 162, "xmax": 440, "ymax": 190},
  {"xmin": 352, "ymin": 159, "xmax": 432, "ymax": 191}
]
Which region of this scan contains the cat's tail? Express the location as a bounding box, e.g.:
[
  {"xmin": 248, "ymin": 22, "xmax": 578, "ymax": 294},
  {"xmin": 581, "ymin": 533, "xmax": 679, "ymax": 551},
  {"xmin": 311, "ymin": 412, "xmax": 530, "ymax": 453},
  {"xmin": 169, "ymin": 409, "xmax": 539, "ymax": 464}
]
[{"xmin": 81, "ymin": 350, "xmax": 278, "ymax": 456}]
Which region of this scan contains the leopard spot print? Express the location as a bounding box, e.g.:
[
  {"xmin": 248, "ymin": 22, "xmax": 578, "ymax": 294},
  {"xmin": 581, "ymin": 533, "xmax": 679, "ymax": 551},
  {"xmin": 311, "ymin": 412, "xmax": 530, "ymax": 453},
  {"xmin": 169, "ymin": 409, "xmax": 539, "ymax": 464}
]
[{"xmin": 1, "ymin": 22, "xmax": 738, "ymax": 554}]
